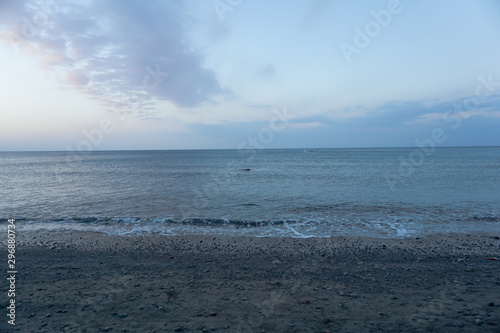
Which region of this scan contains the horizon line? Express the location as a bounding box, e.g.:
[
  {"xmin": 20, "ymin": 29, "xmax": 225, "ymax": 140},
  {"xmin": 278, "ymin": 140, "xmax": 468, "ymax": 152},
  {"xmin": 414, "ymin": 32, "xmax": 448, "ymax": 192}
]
[{"xmin": 1, "ymin": 145, "xmax": 499, "ymax": 153}]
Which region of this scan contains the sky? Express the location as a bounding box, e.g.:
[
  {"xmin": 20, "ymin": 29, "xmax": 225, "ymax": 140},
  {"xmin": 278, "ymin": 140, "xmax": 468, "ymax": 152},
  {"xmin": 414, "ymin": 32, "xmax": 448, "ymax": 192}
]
[{"xmin": 1, "ymin": 0, "xmax": 500, "ymax": 151}]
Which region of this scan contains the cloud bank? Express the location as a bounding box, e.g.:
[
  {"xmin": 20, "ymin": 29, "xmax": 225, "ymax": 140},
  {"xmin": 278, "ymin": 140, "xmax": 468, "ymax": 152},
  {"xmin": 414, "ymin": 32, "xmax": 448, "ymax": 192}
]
[{"xmin": 0, "ymin": 0, "xmax": 222, "ymax": 116}]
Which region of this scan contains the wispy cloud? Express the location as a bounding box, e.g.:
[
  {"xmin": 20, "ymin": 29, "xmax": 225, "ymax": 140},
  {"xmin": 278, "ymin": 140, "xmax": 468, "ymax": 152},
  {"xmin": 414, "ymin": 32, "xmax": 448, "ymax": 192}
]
[
  {"xmin": 0, "ymin": 0, "xmax": 223, "ymax": 116},
  {"xmin": 410, "ymin": 112, "xmax": 444, "ymax": 124},
  {"xmin": 405, "ymin": 93, "xmax": 500, "ymax": 125},
  {"xmin": 285, "ymin": 121, "xmax": 326, "ymax": 130},
  {"xmin": 301, "ymin": 0, "xmax": 331, "ymax": 29}
]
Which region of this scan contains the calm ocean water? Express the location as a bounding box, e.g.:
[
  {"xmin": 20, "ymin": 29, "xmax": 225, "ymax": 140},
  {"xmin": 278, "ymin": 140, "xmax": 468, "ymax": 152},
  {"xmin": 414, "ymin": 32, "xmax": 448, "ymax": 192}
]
[{"xmin": 1, "ymin": 148, "xmax": 499, "ymax": 238}]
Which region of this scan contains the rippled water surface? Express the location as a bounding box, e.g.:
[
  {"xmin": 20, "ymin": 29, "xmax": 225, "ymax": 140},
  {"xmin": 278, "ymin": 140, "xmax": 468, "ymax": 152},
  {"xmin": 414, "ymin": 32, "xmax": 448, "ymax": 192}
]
[{"xmin": 1, "ymin": 147, "xmax": 498, "ymax": 238}]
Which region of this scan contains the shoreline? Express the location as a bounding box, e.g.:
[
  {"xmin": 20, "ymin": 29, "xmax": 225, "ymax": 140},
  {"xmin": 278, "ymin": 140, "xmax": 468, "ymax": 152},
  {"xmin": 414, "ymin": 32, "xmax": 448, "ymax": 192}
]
[
  {"xmin": 6, "ymin": 231, "xmax": 500, "ymax": 332},
  {"xmin": 9, "ymin": 216, "xmax": 500, "ymax": 239}
]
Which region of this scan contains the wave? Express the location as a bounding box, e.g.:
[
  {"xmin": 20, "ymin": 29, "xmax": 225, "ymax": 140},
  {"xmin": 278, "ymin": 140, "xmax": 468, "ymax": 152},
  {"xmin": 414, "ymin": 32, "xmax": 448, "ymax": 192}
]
[{"xmin": 2, "ymin": 212, "xmax": 499, "ymax": 239}]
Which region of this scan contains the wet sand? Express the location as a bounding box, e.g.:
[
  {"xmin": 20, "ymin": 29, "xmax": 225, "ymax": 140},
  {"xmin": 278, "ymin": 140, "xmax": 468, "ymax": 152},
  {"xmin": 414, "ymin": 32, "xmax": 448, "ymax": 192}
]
[{"xmin": 5, "ymin": 231, "xmax": 500, "ymax": 332}]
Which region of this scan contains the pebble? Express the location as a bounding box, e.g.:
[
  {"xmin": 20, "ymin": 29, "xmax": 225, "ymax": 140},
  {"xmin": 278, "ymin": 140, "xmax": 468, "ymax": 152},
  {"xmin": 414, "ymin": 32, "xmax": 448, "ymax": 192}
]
[
  {"xmin": 119, "ymin": 313, "xmax": 128, "ymax": 318},
  {"xmin": 209, "ymin": 311, "xmax": 217, "ymax": 316},
  {"xmin": 300, "ymin": 300, "xmax": 311, "ymax": 305},
  {"xmin": 474, "ymin": 318, "xmax": 482, "ymax": 325}
]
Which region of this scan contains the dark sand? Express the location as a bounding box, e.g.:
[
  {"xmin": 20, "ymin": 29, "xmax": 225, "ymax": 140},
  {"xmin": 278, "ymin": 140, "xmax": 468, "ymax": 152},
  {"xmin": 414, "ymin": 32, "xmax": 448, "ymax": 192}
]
[{"xmin": 4, "ymin": 231, "xmax": 500, "ymax": 332}]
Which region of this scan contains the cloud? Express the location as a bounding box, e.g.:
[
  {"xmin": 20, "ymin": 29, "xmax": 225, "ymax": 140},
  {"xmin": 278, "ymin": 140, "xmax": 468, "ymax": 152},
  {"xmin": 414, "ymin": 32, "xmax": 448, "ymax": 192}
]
[
  {"xmin": 285, "ymin": 121, "xmax": 326, "ymax": 130},
  {"xmin": 259, "ymin": 64, "xmax": 276, "ymax": 77},
  {"xmin": 301, "ymin": 0, "xmax": 331, "ymax": 29},
  {"xmin": 410, "ymin": 112, "xmax": 444, "ymax": 124},
  {"xmin": 404, "ymin": 93, "xmax": 500, "ymax": 125},
  {"xmin": 343, "ymin": 91, "xmax": 500, "ymax": 130},
  {"xmin": 411, "ymin": 109, "xmax": 500, "ymax": 125},
  {"xmin": 0, "ymin": 0, "xmax": 223, "ymax": 115}
]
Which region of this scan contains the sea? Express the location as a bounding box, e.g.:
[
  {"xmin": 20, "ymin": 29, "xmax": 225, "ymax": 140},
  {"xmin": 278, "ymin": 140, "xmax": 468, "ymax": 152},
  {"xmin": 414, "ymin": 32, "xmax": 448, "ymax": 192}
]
[{"xmin": 0, "ymin": 147, "xmax": 499, "ymax": 238}]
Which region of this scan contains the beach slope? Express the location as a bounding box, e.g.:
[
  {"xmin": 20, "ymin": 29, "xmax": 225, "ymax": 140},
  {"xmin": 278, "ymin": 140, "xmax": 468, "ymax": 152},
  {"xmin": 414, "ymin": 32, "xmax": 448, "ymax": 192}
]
[{"xmin": 7, "ymin": 231, "xmax": 500, "ymax": 332}]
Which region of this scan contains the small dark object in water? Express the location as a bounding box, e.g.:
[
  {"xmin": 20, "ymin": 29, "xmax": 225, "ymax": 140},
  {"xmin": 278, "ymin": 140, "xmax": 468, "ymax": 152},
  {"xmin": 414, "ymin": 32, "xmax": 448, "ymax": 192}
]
[{"xmin": 239, "ymin": 168, "xmax": 251, "ymax": 171}]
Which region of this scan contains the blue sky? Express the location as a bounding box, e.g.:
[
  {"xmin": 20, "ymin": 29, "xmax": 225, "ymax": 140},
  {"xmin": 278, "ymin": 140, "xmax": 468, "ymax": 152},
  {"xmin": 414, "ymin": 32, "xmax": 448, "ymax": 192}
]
[{"xmin": 1, "ymin": 0, "xmax": 500, "ymax": 151}]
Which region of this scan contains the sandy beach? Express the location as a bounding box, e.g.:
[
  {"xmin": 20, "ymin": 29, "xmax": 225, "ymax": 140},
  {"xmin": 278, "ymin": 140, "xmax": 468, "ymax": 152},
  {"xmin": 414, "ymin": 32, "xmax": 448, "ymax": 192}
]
[{"xmin": 5, "ymin": 231, "xmax": 500, "ymax": 332}]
